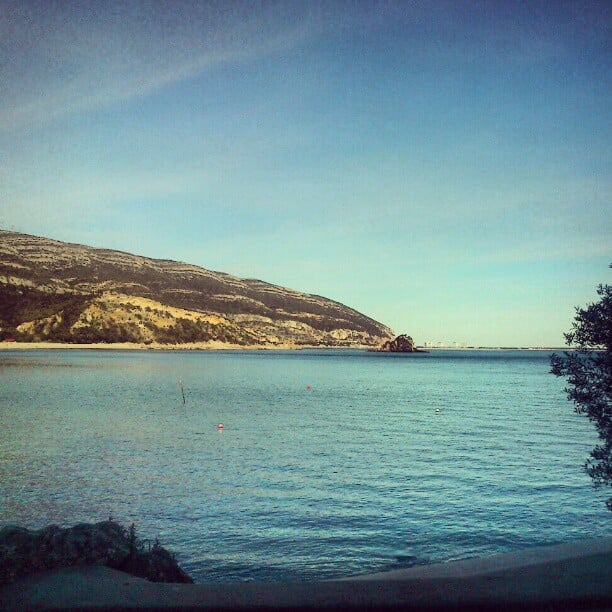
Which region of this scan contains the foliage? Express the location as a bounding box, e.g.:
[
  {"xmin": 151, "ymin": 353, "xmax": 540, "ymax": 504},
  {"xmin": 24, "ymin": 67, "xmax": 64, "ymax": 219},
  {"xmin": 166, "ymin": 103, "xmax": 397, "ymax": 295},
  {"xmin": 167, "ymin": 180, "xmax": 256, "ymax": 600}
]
[
  {"xmin": 155, "ymin": 317, "xmax": 215, "ymax": 343},
  {"xmin": 0, "ymin": 285, "xmax": 86, "ymax": 329},
  {"xmin": 551, "ymin": 282, "xmax": 612, "ymax": 510},
  {"xmin": 127, "ymin": 523, "xmax": 138, "ymax": 559},
  {"xmin": 0, "ymin": 520, "xmax": 193, "ymax": 584}
]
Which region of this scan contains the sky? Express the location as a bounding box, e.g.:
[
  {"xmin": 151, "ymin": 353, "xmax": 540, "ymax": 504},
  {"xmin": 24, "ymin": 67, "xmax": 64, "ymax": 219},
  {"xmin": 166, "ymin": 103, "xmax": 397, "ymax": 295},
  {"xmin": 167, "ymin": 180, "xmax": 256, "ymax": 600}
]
[{"xmin": 0, "ymin": 0, "xmax": 609, "ymax": 347}]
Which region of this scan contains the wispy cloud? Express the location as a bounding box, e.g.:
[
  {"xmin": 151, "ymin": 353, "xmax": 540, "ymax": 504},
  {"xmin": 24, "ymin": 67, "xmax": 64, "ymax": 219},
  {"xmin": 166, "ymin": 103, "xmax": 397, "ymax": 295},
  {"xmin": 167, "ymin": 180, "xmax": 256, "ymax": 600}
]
[
  {"xmin": 0, "ymin": 2, "xmax": 312, "ymax": 131},
  {"xmin": 3, "ymin": 1, "xmax": 597, "ymax": 132}
]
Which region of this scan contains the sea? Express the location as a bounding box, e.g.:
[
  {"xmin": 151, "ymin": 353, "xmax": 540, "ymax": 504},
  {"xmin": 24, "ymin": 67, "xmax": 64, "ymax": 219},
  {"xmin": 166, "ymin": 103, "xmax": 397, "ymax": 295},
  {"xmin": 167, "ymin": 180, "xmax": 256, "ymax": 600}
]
[{"xmin": 0, "ymin": 348, "xmax": 609, "ymax": 583}]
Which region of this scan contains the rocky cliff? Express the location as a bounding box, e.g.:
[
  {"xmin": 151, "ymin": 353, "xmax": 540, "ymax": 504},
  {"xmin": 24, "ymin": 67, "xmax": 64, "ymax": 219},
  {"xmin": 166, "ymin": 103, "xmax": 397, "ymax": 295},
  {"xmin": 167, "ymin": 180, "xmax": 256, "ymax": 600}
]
[{"xmin": 0, "ymin": 230, "xmax": 394, "ymax": 347}]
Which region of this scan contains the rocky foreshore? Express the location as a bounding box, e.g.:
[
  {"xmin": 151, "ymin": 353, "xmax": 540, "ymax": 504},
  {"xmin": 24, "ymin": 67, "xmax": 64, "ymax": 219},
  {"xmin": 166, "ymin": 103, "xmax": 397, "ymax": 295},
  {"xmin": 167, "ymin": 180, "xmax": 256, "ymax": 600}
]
[{"xmin": 0, "ymin": 521, "xmax": 193, "ymax": 585}]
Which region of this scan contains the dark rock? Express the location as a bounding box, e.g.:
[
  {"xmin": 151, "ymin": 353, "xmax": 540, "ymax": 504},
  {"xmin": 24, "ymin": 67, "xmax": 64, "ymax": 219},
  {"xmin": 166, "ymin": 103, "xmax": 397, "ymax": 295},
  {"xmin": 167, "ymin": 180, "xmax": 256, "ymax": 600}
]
[
  {"xmin": 376, "ymin": 334, "xmax": 421, "ymax": 352},
  {"xmin": 0, "ymin": 521, "xmax": 193, "ymax": 585}
]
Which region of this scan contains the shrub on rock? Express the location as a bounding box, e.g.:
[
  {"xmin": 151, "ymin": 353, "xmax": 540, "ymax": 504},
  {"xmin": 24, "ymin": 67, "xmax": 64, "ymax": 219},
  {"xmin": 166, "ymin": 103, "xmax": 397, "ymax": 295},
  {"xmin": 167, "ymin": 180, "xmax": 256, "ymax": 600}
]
[{"xmin": 0, "ymin": 521, "xmax": 192, "ymax": 584}]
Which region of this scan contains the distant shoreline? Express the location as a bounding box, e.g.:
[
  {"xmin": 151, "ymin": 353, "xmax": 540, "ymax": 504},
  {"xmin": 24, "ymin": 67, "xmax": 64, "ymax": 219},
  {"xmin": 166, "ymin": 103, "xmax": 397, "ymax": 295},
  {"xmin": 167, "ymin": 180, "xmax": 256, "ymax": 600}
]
[
  {"xmin": 0, "ymin": 341, "xmax": 373, "ymax": 351},
  {"xmin": 424, "ymin": 346, "xmax": 566, "ymax": 351},
  {"xmin": 0, "ymin": 342, "xmax": 565, "ymax": 351}
]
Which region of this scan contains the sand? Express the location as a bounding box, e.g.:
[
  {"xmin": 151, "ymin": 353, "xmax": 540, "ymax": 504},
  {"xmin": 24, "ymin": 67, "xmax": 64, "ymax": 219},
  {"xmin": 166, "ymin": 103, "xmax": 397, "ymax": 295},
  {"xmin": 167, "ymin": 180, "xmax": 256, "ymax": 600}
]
[
  {"xmin": 0, "ymin": 341, "xmax": 374, "ymax": 351},
  {"xmin": 1, "ymin": 537, "xmax": 610, "ymax": 610},
  {"xmin": 0, "ymin": 341, "xmax": 299, "ymax": 351}
]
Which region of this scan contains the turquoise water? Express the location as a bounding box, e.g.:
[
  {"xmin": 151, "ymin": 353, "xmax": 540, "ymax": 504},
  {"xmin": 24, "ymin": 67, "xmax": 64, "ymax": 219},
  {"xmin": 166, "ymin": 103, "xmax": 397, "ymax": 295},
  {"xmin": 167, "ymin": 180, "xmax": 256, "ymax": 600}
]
[{"xmin": 0, "ymin": 349, "xmax": 609, "ymax": 582}]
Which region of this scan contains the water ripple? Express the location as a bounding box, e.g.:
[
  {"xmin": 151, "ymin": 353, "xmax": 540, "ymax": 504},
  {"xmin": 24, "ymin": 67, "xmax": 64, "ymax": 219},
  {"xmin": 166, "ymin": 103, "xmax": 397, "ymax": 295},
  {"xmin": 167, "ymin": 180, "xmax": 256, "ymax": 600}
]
[{"xmin": 0, "ymin": 349, "xmax": 608, "ymax": 582}]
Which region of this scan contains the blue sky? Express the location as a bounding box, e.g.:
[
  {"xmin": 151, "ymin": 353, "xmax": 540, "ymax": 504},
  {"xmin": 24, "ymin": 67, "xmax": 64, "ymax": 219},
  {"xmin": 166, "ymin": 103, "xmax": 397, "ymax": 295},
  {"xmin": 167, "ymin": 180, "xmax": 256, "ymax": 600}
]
[{"xmin": 0, "ymin": 0, "xmax": 609, "ymax": 346}]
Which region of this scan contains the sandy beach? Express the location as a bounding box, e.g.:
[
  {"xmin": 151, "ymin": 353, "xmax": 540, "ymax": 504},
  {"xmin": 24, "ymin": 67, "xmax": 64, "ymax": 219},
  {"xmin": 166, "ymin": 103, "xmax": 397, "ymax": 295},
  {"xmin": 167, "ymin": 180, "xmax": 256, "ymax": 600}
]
[
  {"xmin": 1, "ymin": 537, "xmax": 610, "ymax": 610},
  {"xmin": 0, "ymin": 342, "xmax": 564, "ymax": 352},
  {"xmin": 0, "ymin": 341, "xmax": 309, "ymax": 351}
]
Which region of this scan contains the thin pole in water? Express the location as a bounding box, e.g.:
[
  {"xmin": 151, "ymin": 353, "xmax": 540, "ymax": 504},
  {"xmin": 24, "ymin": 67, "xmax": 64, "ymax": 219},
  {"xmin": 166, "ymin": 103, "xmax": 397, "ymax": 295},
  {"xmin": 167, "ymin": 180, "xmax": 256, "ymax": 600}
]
[{"xmin": 178, "ymin": 377, "xmax": 186, "ymax": 406}]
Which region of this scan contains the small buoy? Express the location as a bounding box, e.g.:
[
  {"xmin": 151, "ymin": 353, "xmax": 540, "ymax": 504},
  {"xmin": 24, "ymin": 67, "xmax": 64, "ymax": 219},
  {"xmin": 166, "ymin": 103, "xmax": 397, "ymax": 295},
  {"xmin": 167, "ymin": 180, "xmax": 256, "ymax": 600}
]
[
  {"xmin": 435, "ymin": 408, "xmax": 441, "ymax": 413},
  {"xmin": 217, "ymin": 423, "xmax": 224, "ymax": 430},
  {"xmin": 306, "ymin": 385, "xmax": 311, "ymax": 390}
]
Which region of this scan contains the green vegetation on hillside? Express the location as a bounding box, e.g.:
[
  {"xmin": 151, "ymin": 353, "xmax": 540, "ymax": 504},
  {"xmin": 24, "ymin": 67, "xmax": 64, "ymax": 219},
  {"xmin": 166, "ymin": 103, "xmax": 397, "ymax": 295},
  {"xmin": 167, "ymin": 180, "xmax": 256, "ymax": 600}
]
[
  {"xmin": 0, "ymin": 285, "xmax": 91, "ymax": 341},
  {"xmin": 0, "ymin": 230, "xmax": 394, "ymax": 346}
]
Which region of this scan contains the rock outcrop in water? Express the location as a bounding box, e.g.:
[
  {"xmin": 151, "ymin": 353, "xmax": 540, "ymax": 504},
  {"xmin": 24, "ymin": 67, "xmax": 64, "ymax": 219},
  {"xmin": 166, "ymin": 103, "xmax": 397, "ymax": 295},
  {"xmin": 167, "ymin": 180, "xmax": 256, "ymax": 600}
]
[
  {"xmin": 376, "ymin": 334, "xmax": 421, "ymax": 352},
  {"xmin": 0, "ymin": 521, "xmax": 193, "ymax": 585}
]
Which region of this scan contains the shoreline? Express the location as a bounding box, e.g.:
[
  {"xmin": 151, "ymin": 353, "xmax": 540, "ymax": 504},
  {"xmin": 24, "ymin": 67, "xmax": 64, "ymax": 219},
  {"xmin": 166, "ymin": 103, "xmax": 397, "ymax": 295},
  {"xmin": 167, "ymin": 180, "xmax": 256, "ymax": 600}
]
[
  {"xmin": 1, "ymin": 537, "xmax": 610, "ymax": 610},
  {"xmin": 0, "ymin": 341, "xmax": 356, "ymax": 351},
  {"xmin": 0, "ymin": 342, "xmax": 565, "ymax": 352},
  {"xmin": 424, "ymin": 346, "xmax": 566, "ymax": 351}
]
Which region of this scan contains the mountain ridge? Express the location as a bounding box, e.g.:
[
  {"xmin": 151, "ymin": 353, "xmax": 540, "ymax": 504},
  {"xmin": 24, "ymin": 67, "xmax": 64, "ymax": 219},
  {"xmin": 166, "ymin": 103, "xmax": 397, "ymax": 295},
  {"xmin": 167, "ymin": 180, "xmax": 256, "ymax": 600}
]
[{"xmin": 0, "ymin": 230, "xmax": 394, "ymax": 347}]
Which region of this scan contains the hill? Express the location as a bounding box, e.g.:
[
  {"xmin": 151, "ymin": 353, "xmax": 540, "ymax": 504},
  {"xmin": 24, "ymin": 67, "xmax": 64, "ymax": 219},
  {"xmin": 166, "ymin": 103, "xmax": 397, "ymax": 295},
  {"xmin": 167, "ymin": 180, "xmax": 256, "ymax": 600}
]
[{"xmin": 0, "ymin": 231, "xmax": 394, "ymax": 348}]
